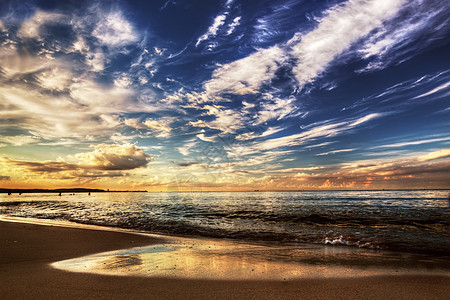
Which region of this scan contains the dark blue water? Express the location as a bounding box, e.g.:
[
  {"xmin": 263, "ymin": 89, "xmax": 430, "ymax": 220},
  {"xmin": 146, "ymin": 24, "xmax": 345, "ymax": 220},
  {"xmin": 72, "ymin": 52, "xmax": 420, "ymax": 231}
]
[{"xmin": 1, "ymin": 190, "xmax": 449, "ymax": 256}]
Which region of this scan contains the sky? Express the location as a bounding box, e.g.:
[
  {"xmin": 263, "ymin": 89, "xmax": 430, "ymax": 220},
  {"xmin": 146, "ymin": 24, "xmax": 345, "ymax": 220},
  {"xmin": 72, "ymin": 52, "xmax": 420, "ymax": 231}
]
[{"xmin": 0, "ymin": 0, "xmax": 449, "ymax": 191}]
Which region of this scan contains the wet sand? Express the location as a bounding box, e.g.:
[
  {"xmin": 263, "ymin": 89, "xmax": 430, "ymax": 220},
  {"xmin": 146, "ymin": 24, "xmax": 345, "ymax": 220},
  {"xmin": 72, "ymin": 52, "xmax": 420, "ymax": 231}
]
[{"xmin": 1, "ymin": 220, "xmax": 449, "ymax": 299}]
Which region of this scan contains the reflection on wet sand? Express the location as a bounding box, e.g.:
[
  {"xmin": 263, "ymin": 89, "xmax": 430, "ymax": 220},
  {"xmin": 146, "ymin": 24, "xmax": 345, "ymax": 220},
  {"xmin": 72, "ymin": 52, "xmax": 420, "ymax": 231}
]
[{"xmin": 51, "ymin": 236, "xmax": 450, "ymax": 280}]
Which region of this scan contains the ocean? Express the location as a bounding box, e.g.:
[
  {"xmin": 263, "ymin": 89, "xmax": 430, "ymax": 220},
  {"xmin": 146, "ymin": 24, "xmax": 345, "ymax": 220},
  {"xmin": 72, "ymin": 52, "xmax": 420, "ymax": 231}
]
[{"xmin": 1, "ymin": 190, "xmax": 449, "ymax": 259}]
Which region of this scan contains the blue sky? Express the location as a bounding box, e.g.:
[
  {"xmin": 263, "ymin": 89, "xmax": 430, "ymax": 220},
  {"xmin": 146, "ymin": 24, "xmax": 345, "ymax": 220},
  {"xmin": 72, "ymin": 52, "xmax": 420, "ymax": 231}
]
[{"xmin": 0, "ymin": 0, "xmax": 449, "ymax": 190}]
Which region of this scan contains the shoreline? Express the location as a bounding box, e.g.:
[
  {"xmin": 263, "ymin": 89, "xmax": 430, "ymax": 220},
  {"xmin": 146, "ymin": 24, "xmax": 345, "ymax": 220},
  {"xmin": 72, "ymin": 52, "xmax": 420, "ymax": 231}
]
[{"xmin": 1, "ymin": 220, "xmax": 449, "ymax": 299}]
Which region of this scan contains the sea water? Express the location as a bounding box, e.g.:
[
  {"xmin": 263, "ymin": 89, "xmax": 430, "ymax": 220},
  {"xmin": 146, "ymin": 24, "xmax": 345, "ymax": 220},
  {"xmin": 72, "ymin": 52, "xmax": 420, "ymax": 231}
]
[{"xmin": 1, "ymin": 190, "xmax": 449, "ymax": 258}]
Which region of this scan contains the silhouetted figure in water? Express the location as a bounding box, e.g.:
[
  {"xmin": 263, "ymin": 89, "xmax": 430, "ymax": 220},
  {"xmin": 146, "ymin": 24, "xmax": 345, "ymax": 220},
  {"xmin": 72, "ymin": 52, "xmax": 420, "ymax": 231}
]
[
  {"xmin": 88, "ymin": 192, "xmax": 91, "ymax": 196},
  {"xmin": 58, "ymin": 192, "xmax": 61, "ymax": 196},
  {"xmin": 8, "ymin": 192, "xmax": 11, "ymax": 196}
]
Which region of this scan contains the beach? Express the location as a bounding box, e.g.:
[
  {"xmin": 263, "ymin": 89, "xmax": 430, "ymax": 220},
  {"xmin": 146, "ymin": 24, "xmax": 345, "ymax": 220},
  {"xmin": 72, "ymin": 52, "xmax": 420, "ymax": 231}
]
[{"xmin": 1, "ymin": 220, "xmax": 449, "ymax": 299}]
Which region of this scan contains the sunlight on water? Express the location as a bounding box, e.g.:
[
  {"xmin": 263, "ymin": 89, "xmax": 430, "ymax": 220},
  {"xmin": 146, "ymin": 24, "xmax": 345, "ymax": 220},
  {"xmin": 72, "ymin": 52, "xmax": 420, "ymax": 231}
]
[{"xmin": 51, "ymin": 235, "xmax": 450, "ymax": 280}]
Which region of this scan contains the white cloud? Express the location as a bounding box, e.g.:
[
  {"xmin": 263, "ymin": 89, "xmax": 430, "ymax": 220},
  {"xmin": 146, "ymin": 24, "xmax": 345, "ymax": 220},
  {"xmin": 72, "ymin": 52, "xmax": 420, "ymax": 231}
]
[
  {"xmin": 92, "ymin": 11, "xmax": 139, "ymax": 47},
  {"xmin": 225, "ymin": 0, "xmax": 235, "ymax": 6},
  {"xmin": 417, "ymin": 149, "xmax": 450, "ymax": 162},
  {"xmin": 189, "ymin": 107, "xmax": 243, "ymax": 135},
  {"xmin": 204, "ymin": 46, "xmax": 286, "ymax": 95},
  {"xmin": 85, "ymin": 51, "xmax": 106, "ymax": 72},
  {"xmin": 0, "ymin": 48, "xmax": 56, "ymax": 76},
  {"xmin": 17, "ymin": 10, "xmax": 66, "ymax": 39},
  {"xmin": 235, "ymin": 127, "xmax": 283, "ymax": 141},
  {"xmin": 290, "ymin": 0, "xmax": 405, "ymax": 87},
  {"xmin": 99, "ymin": 114, "xmax": 121, "ymax": 128},
  {"xmin": 305, "ymin": 141, "xmax": 335, "ymax": 149},
  {"xmin": 201, "ymin": 104, "xmax": 224, "ymax": 116},
  {"xmin": 69, "ymin": 79, "xmax": 132, "ymax": 113},
  {"xmin": 70, "ymin": 36, "xmax": 90, "ymax": 54},
  {"xmin": 75, "ymin": 143, "xmax": 152, "ymax": 170},
  {"xmin": 253, "ymin": 96, "xmax": 297, "ymax": 125},
  {"xmin": 142, "ymin": 118, "xmax": 173, "ymax": 138},
  {"xmin": 124, "ymin": 117, "xmax": 174, "ymax": 138},
  {"xmin": 348, "ymin": 113, "xmax": 383, "ymax": 127},
  {"xmin": 413, "ymin": 82, "xmax": 450, "ymax": 99},
  {"xmin": 196, "ymin": 14, "xmax": 227, "ymax": 47},
  {"xmin": 226, "ymin": 16, "xmax": 241, "ymax": 35},
  {"xmin": 37, "ymin": 68, "xmax": 72, "ymax": 91},
  {"xmin": 316, "ymin": 148, "xmax": 355, "ymax": 156},
  {"xmin": 178, "ymin": 140, "xmax": 198, "ymax": 156},
  {"xmin": 154, "ymin": 47, "xmax": 163, "ymax": 55},
  {"xmin": 0, "ymin": 135, "xmax": 40, "ymax": 147},
  {"xmin": 114, "ymin": 74, "xmax": 133, "ymax": 88},
  {"xmin": 197, "ymin": 133, "xmax": 216, "ymax": 142}
]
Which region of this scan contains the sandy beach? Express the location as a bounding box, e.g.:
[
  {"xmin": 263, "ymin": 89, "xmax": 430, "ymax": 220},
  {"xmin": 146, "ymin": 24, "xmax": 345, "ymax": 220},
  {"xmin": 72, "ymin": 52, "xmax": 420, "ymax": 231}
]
[{"xmin": 1, "ymin": 220, "xmax": 449, "ymax": 300}]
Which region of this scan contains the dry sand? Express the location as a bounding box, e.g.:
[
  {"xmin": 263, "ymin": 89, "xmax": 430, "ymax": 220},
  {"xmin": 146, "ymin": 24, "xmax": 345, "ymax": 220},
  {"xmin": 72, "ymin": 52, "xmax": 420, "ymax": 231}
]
[{"xmin": 1, "ymin": 220, "xmax": 449, "ymax": 299}]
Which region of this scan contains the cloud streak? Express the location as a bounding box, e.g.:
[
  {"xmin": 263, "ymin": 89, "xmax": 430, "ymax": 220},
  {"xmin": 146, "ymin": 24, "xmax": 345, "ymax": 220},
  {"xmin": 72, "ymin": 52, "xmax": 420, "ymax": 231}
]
[
  {"xmin": 232, "ymin": 113, "xmax": 386, "ymax": 156},
  {"xmin": 372, "ymin": 137, "xmax": 450, "ymax": 149}
]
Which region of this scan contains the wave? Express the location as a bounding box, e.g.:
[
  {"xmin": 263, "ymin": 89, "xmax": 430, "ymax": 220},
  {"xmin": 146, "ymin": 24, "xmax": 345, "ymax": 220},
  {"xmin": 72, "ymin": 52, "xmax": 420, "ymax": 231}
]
[
  {"xmin": 1, "ymin": 195, "xmax": 449, "ymax": 256},
  {"xmin": 1, "ymin": 200, "xmax": 448, "ymax": 229}
]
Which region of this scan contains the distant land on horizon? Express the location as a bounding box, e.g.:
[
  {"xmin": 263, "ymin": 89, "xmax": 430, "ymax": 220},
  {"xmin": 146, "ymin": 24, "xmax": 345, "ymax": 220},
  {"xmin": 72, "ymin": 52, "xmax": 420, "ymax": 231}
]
[{"xmin": 0, "ymin": 188, "xmax": 148, "ymax": 194}]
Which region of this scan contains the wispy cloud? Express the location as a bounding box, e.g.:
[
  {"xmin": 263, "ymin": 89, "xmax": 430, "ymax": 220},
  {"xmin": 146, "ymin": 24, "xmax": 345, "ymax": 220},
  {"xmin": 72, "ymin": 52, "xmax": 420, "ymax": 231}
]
[
  {"xmin": 305, "ymin": 142, "xmax": 335, "ymax": 149},
  {"xmin": 316, "ymin": 148, "xmax": 355, "ymax": 156},
  {"xmin": 417, "ymin": 149, "xmax": 450, "ymax": 162},
  {"xmin": 178, "ymin": 140, "xmax": 198, "ymax": 156},
  {"xmin": 17, "ymin": 10, "xmax": 66, "ymax": 39},
  {"xmin": 357, "ymin": 0, "xmax": 449, "ymax": 72},
  {"xmin": 290, "ymin": 0, "xmax": 404, "ymax": 87},
  {"xmin": 235, "ymin": 127, "xmax": 284, "ymax": 141},
  {"xmin": 372, "ymin": 136, "xmax": 450, "ymax": 149},
  {"xmin": 230, "ymin": 113, "xmax": 386, "ymax": 156},
  {"xmin": 0, "ymin": 135, "xmax": 40, "ymax": 147},
  {"xmin": 195, "ymin": 0, "xmax": 239, "ymax": 47},
  {"xmin": 342, "ymin": 70, "xmax": 450, "ymax": 112},
  {"xmin": 413, "ymin": 81, "xmax": 450, "ymax": 99},
  {"xmin": 196, "ymin": 14, "xmax": 227, "ymax": 47},
  {"xmin": 252, "ymin": 96, "xmax": 298, "ymax": 125},
  {"xmin": 196, "ymin": 133, "xmax": 216, "ymax": 143}
]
